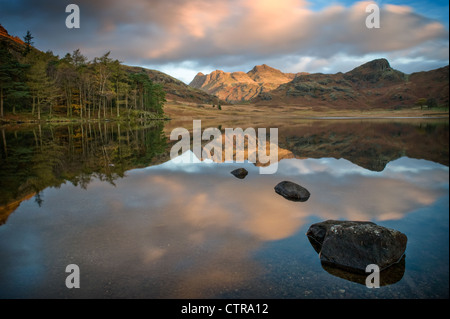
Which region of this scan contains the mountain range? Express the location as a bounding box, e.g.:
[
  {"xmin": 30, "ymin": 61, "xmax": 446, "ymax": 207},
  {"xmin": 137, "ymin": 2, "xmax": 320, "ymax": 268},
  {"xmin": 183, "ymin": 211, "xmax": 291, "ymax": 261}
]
[
  {"xmin": 189, "ymin": 64, "xmax": 307, "ymax": 101},
  {"xmin": 190, "ymin": 59, "xmax": 449, "ymax": 109}
]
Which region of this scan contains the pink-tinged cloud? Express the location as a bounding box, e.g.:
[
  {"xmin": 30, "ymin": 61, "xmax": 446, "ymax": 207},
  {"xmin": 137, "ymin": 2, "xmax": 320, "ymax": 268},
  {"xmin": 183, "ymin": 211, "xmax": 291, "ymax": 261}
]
[{"xmin": 0, "ymin": 0, "xmax": 448, "ymax": 80}]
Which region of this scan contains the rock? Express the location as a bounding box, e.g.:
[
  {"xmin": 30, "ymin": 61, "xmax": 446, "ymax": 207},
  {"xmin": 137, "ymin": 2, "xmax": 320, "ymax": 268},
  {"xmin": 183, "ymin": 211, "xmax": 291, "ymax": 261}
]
[
  {"xmin": 306, "ymin": 220, "xmax": 407, "ymax": 273},
  {"xmin": 230, "ymin": 168, "xmax": 248, "ymax": 179},
  {"xmin": 274, "ymin": 181, "xmax": 310, "ymax": 202}
]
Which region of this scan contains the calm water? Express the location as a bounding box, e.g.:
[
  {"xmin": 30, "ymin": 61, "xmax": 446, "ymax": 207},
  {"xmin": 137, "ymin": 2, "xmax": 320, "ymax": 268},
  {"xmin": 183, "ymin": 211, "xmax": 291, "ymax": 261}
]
[{"xmin": 0, "ymin": 119, "xmax": 448, "ymax": 299}]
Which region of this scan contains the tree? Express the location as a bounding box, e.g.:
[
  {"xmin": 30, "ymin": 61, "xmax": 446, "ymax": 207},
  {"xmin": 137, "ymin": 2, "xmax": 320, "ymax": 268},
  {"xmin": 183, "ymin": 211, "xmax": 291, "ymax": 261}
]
[
  {"xmin": 427, "ymin": 98, "xmax": 438, "ymax": 109},
  {"xmin": 415, "ymin": 98, "xmax": 428, "ymax": 110},
  {"xmin": 23, "ymin": 30, "xmax": 34, "ymax": 56},
  {"xmin": 109, "ymin": 59, "xmax": 125, "ymax": 118},
  {"xmin": 0, "ymin": 42, "xmax": 28, "ymax": 117},
  {"xmin": 0, "ymin": 44, "xmax": 13, "ymax": 117},
  {"xmin": 71, "ymin": 49, "xmax": 88, "ymax": 119},
  {"xmin": 24, "ymin": 52, "xmax": 56, "ymax": 120},
  {"xmin": 147, "ymin": 81, "xmax": 166, "ymax": 114},
  {"xmin": 93, "ymin": 52, "xmax": 115, "ymax": 119},
  {"xmin": 128, "ymin": 71, "xmax": 166, "ymax": 115},
  {"xmin": 56, "ymin": 53, "xmax": 78, "ymax": 117}
]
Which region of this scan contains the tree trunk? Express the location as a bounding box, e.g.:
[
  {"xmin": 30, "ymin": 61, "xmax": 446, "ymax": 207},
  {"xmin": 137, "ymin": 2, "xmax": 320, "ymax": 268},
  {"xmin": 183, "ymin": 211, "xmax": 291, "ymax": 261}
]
[
  {"xmin": 79, "ymin": 84, "xmax": 83, "ymax": 120},
  {"xmin": 32, "ymin": 96, "xmax": 35, "ymax": 116},
  {"xmin": 103, "ymin": 98, "xmax": 106, "ymax": 119},
  {"xmin": 98, "ymin": 98, "xmax": 101, "ymax": 119},
  {"xmin": 125, "ymin": 90, "xmax": 128, "ymax": 119},
  {"xmin": 117, "ymin": 96, "xmax": 120, "ymax": 118},
  {"xmin": 1, "ymin": 128, "xmax": 7, "ymax": 157},
  {"xmin": 0, "ymin": 88, "xmax": 3, "ymax": 118},
  {"xmin": 38, "ymin": 124, "xmax": 42, "ymax": 150}
]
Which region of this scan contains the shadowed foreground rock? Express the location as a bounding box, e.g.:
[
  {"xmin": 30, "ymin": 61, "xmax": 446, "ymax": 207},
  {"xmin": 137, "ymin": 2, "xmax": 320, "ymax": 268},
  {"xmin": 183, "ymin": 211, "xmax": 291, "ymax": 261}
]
[
  {"xmin": 274, "ymin": 181, "xmax": 310, "ymax": 202},
  {"xmin": 230, "ymin": 168, "xmax": 248, "ymax": 179},
  {"xmin": 307, "ymin": 220, "xmax": 407, "ymax": 274}
]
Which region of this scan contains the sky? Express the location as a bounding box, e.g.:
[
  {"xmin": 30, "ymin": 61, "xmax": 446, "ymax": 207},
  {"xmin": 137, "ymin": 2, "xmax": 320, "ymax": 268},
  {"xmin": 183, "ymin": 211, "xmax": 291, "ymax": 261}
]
[{"xmin": 0, "ymin": 0, "xmax": 448, "ymax": 84}]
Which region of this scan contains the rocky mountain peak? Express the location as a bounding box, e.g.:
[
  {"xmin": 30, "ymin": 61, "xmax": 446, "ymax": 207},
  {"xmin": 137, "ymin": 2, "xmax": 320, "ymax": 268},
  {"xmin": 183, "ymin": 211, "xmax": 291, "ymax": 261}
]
[
  {"xmin": 348, "ymin": 58, "xmax": 391, "ymax": 74},
  {"xmin": 189, "ymin": 64, "xmax": 296, "ymax": 102},
  {"xmin": 248, "ymin": 64, "xmax": 283, "ymax": 76}
]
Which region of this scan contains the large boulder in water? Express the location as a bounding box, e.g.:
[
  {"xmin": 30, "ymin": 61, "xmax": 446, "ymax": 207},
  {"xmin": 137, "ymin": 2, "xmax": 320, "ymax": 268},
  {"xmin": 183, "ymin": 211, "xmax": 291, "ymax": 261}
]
[
  {"xmin": 306, "ymin": 220, "xmax": 407, "ymax": 273},
  {"xmin": 274, "ymin": 181, "xmax": 310, "ymax": 202}
]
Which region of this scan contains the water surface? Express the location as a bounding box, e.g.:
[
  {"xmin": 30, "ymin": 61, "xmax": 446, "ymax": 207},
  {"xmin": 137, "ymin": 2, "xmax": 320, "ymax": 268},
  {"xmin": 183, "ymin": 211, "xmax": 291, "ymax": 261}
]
[{"xmin": 0, "ymin": 119, "xmax": 448, "ymax": 298}]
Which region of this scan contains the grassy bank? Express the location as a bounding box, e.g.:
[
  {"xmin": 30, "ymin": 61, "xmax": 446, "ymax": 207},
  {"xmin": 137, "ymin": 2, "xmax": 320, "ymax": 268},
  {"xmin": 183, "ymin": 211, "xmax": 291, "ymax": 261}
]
[
  {"xmin": 164, "ymin": 100, "xmax": 449, "ymax": 120},
  {"xmin": 2, "ymin": 101, "xmax": 448, "ymax": 127},
  {"xmin": 0, "ymin": 109, "xmax": 170, "ymax": 126}
]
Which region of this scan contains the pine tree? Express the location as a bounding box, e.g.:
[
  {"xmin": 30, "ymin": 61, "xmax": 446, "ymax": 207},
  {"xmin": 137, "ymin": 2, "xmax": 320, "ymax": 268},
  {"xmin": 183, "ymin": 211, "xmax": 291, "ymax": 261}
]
[
  {"xmin": 25, "ymin": 52, "xmax": 55, "ymax": 120},
  {"xmin": 0, "ymin": 42, "xmax": 28, "ymax": 117},
  {"xmin": 23, "ymin": 30, "xmax": 34, "ymax": 56}
]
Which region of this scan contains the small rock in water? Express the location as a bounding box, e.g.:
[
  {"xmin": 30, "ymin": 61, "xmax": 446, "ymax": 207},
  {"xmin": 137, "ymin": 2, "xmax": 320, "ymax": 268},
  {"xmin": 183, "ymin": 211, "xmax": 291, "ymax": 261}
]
[
  {"xmin": 230, "ymin": 168, "xmax": 248, "ymax": 179},
  {"xmin": 274, "ymin": 181, "xmax": 310, "ymax": 202}
]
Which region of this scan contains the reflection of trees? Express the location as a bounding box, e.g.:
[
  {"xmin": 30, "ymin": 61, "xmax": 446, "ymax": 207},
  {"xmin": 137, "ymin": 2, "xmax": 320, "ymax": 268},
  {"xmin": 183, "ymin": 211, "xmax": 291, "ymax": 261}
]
[{"xmin": 0, "ymin": 122, "xmax": 167, "ymax": 222}]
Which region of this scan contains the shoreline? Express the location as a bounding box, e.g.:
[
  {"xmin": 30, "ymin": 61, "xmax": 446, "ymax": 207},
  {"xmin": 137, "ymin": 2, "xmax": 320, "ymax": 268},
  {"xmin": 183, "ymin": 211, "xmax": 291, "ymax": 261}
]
[
  {"xmin": 300, "ymin": 116, "xmax": 449, "ymax": 120},
  {"xmin": 1, "ymin": 102, "xmax": 448, "ymax": 127}
]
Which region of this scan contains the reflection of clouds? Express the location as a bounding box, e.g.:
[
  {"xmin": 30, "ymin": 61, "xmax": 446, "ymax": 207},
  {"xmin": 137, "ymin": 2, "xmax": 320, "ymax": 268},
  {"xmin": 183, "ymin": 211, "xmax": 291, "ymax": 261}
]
[
  {"xmin": 139, "ymin": 154, "xmax": 448, "ymax": 234},
  {"xmin": 307, "ymin": 176, "xmax": 439, "ymax": 221},
  {"xmin": 142, "ymin": 247, "xmax": 166, "ymax": 263},
  {"xmin": 278, "ymin": 156, "xmax": 449, "ymax": 179},
  {"xmin": 134, "ymin": 171, "xmax": 304, "ymax": 241},
  {"xmin": 144, "ymin": 155, "xmax": 448, "ymax": 225},
  {"xmin": 0, "ymin": 156, "xmax": 447, "ymax": 298}
]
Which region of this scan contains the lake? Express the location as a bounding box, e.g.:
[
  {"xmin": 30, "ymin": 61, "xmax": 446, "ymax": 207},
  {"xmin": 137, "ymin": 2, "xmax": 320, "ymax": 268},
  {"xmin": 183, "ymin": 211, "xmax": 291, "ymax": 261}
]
[{"xmin": 0, "ymin": 118, "xmax": 448, "ymax": 298}]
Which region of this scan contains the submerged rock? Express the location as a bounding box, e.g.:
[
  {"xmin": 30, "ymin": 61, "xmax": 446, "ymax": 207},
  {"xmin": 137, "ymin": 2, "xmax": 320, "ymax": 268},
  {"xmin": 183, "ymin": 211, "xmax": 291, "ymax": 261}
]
[
  {"xmin": 274, "ymin": 181, "xmax": 310, "ymax": 202},
  {"xmin": 306, "ymin": 220, "xmax": 407, "ymax": 273},
  {"xmin": 230, "ymin": 168, "xmax": 248, "ymax": 179}
]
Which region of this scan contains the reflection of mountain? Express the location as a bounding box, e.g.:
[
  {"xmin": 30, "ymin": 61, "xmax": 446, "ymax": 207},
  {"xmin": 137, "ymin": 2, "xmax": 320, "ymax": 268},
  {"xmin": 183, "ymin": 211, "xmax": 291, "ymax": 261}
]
[
  {"xmin": 277, "ymin": 120, "xmax": 449, "ymax": 171},
  {"xmin": 164, "ymin": 119, "xmax": 449, "ymax": 171},
  {"xmin": 0, "ymin": 119, "xmax": 448, "ymax": 224}
]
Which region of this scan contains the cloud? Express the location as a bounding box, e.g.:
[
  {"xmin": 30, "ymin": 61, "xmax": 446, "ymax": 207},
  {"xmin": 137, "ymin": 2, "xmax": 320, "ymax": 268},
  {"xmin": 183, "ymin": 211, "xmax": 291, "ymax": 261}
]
[{"xmin": 0, "ymin": 0, "xmax": 448, "ymax": 80}]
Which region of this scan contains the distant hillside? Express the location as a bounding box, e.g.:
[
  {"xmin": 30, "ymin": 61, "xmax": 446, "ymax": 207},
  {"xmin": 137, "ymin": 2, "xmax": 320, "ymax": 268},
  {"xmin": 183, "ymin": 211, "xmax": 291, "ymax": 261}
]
[
  {"xmin": 0, "ymin": 23, "xmax": 28, "ymax": 58},
  {"xmin": 191, "ymin": 58, "xmax": 449, "ymax": 109},
  {"xmin": 123, "ymin": 65, "xmax": 219, "ymax": 104},
  {"xmin": 0, "ymin": 24, "xmax": 25, "ymax": 47},
  {"xmin": 189, "ymin": 64, "xmax": 304, "ymax": 102},
  {"xmin": 253, "ymin": 59, "xmax": 449, "ymax": 109}
]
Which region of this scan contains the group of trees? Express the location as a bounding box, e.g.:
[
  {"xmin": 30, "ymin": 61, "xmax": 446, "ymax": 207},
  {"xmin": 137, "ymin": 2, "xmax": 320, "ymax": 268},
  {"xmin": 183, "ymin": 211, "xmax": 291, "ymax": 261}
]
[
  {"xmin": 415, "ymin": 97, "xmax": 439, "ymax": 110},
  {"xmin": 0, "ymin": 33, "xmax": 166, "ymax": 120}
]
